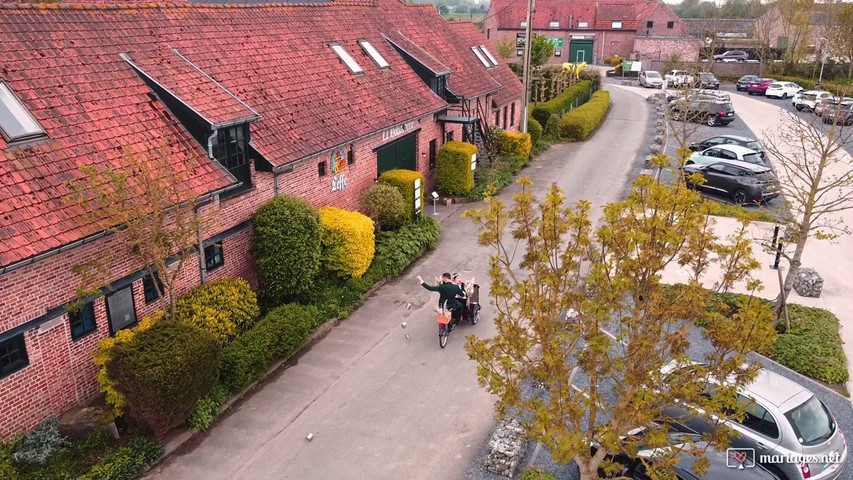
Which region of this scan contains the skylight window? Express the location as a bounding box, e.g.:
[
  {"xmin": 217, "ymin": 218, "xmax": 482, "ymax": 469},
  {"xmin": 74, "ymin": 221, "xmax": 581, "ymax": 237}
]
[
  {"xmin": 359, "ymin": 40, "xmax": 390, "ymax": 69},
  {"xmin": 479, "ymin": 45, "xmax": 499, "ymax": 66},
  {"xmin": 471, "ymin": 47, "xmax": 491, "ymax": 68},
  {"xmin": 330, "ymin": 44, "xmax": 363, "ymax": 74},
  {"xmin": 0, "ymin": 82, "xmax": 44, "ymax": 142},
  {"xmin": 520, "ymin": 21, "xmax": 527, "ymax": 27},
  {"xmin": 549, "ymin": 21, "xmax": 560, "ymax": 28}
]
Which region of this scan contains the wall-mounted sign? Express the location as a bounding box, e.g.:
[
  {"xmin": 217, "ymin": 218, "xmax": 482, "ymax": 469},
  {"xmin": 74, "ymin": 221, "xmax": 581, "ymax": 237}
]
[
  {"xmin": 471, "ymin": 153, "xmax": 477, "ymax": 171},
  {"xmin": 414, "ymin": 178, "xmax": 422, "ymax": 218},
  {"xmin": 571, "ymin": 35, "xmax": 594, "ymax": 40},
  {"xmin": 331, "ymin": 173, "xmax": 347, "ymax": 192},
  {"xmin": 382, "ymin": 121, "xmax": 415, "ymax": 142},
  {"xmin": 516, "ymin": 33, "xmax": 526, "ymax": 47},
  {"xmin": 548, "ymin": 37, "xmax": 564, "ymax": 48},
  {"xmin": 331, "ymin": 148, "xmax": 348, "ymax": 175}
]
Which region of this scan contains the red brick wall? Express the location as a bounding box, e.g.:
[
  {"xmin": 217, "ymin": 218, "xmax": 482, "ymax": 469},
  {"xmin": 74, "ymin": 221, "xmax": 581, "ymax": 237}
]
[
  {"xmin": 635, "ymin": 37, "xmax": 703, "ymax": 62},
  {"xmin": 636, "ymin": 3, "xmax": 687, "ymax": 37},
  {"xmin": 0, "ymin": 113, "xmax": 458, "ymax": 440}
]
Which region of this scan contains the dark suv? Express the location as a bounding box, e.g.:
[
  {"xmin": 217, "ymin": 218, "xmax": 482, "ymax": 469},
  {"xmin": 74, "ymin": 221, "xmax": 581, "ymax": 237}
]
[
  {"xmin": 695, "ymin": 72, "xmax": 720, "ymax": 90},
  {"xmin": 736, "ymin": 75, "xmax": 759, "ymax": 91},
  {"xmin": 683, "ymin": 159, "xmax": 779, "ymax": 204},
  {"xmin": 669, "ymin": 95, "xmax": 735, "ymax": 126}
]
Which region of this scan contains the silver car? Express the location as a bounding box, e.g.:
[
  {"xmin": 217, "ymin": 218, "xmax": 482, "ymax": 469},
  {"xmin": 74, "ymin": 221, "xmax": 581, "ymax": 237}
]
[
  {"xmin": 639, "ymin": 70, "xmax": 664, "ymax": 89},
  {"xmin": 663, "ymin": 365, "xmax": 848, "ymax": 480}
]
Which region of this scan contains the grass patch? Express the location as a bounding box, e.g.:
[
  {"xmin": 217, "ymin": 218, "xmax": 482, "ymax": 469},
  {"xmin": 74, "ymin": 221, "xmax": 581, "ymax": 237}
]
[{"xmin": 701, "ymin": 198, "xmax": 776, "ymax": 223}]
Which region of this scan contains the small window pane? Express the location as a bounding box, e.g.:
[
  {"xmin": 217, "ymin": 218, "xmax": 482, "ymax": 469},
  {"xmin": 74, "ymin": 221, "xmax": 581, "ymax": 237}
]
[
  {"xmin": 205, "ymin": 242, "xmax": 224, "ymax": 271},
  {"xmin": 520, "ymin": 21, "xmax": 527, "ymax": 27},
  {"xmin": 647, "ymin": 20, "xmax": 654, "ymax": 28},
  {"xmin": 471, "ymin": 47, "xmax": 491, "ymax": 67},
  {"xmin": 69, "ymin": 302, "xmax": 97, "ymax": 340},
  {"xmin": 0, "ymin": 334, "xmax": 29, "ymax": 378},
  {"xmin": 359, "ymin": 41, "xmax": 390, "ymax": 68},
  {"xmin": 330, "ymin": 44, "xmax": 363, "ymax": 74},
  {"xmin": 612, "ymin": 21, "xmax": 623, "ymax": 29},
  {"xmin": 479, "ymin": 46, "xmax": 499, "ymax": 66},
  {"xmin": 516, "ymin": 49, "xmax": 523, "ymax": 56},
  {"xmin": 549, "ymin": 21, "xmax": 560, "ymax": 28},
  {"xmin": 667, "ymin": 21, "xmax": 675, "ymax": 28},
  {"xmin": 0, "ymin": 83, "xmax": 44, "ymax": 141},
  {"xmin": 318, "ymin": 160, "xmax": 326, "ymax": 177},
  {"xmin": 578, "ymin": 21, "xmax": 589, "ymax": 28},
  {"xmin": 143, "ymin": 272, "xmax": 162, "ymax": 304}
]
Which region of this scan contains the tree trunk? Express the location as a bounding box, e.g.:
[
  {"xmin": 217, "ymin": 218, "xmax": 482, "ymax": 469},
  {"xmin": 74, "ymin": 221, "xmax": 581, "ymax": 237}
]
[{"xmin": 775, "ymin": 227, "xmax": 808, "ymax": 323}]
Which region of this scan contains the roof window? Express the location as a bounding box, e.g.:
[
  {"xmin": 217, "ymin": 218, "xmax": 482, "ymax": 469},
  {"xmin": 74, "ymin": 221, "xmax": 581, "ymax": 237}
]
[
  {"xmin": 520, "ymin": 21, "xmax": 527, "ymax": 28},
  {"xmin": 612, "ymin": 21, "xmax": 623, "ymax": 29},
  {"xmin": 549, "ymin": 21, "xmax": 560, "ymax": 28},
  {"xmin": 359, "ymin": 40, "xmax": 390, "ymax": 69},
  {"xmin": 471, "ymin": 47, "xmax": 491, "ymax": 68},
  {"xmin": 330, "ymin": 44, "xmax": 364, "ymax": 74},
  {"xmin": 578, "ymin": 21, "xmax": 589, "ymax": 28},
  {"xmin": 0, "ymin": 82, "xmax": 45, "ymax": 142},
  {"xmin": 479, "ymin": 45, "xmax": 499, "ymax": 66}
]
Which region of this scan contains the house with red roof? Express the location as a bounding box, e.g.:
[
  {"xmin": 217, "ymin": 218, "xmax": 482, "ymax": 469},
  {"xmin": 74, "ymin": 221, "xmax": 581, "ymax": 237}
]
[
  {"xmin": 483, "ymin": 0, "xmax": 699, "ymax": 65},
  {"xmin": 0, "ymin": 0, "xmax": 522, "ymax": 439}
]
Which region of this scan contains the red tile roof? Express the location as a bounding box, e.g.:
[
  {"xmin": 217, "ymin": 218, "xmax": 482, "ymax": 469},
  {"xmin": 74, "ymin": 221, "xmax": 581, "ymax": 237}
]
[
  {"xmin": 447, "ymin": 21, "xmax": 523, "ymax": 108},
  {"xmin": 383, "ymin": 30, "xmax": 452, "ymax": 75},
  {"xmin": 490, "ymin": 0, "xmax": 642, "ymax": 30},
  {"xmin": 0, "ymin": 1, "xmax": 518, "ymax": 268},
  {"xmin": 124, "ymin": 49, "xmax": 259, "ymax": 128}
]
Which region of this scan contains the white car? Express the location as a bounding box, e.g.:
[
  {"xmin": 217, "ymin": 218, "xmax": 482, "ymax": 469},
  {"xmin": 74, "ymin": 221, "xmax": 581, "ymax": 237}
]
[
  {"xmin": 638, "ymin": 70, "xmax": 664, "ymax": 88},
  {"xmin": 765, "ymin": 82, "xmax": 803, "ymax": 99},
  {"xmin": 686, "ymin": 144, "xmax": 765, "ymax": 166},
  {"xmin": 664, "ymin": 69, "xmax": 694, "ymax": 88},
  {"xmin": 792, "ymin": 90, "xmax": 834, "ymax": 111}
]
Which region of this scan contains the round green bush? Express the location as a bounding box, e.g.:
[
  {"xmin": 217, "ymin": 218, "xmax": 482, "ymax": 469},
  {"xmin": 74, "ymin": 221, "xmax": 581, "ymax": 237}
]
[
  {"xmin": 543, "ymin": 114, "xmax": 562, "ymax": 140},
  {"xmin": 377, "ymin": 169, "xmax": 425, "ymax": 224},
  {"xmin": 519, "ymin": 467, "xmax": 558, "ymax": 480},
  {"xmin": 252, "ymin": 195, "xmax": 322, "ymax": 304},
  {"xmin": 360, "ymin": 183, "xmax": 407, "ymax": 230},
  {"xmin": 175, "ymin": 277, "xmax": 260, "ymax": 344},
  {"xmin": 436, "ymin": 141, "xmax": 477, "ymax": 196},
  {"xmin": 106, "ymin": 320, "xmax": 219, "ymax": 437},
  {"xmin": 527, "ymin": 116, "xmax": 543, "ymax": 145}
]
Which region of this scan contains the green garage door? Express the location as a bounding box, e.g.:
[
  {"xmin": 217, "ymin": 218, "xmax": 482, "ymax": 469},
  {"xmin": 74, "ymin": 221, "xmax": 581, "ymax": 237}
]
[
  {"xmin": 569, "ymin": 40, "xmax": 593, "ymax": 64},
  {"xmin": 376, "ymin": 132, "xmax": 418, "ymax": 175}
]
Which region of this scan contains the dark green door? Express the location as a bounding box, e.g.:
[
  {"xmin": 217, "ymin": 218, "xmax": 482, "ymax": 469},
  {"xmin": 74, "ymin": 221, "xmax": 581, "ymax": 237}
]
[
  {"xmin": 376, "ymin": 133, "xmax": 418, "ymax": 175},
  {"xmin": 569, "ymin": 40, "xmax": 593, "ymax": 63}
]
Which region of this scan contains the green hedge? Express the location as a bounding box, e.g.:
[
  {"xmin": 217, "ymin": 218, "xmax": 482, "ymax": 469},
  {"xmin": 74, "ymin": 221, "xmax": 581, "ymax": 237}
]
[
  {"xmin": 175, "ymin": 277, "xmax": 260, "ymax": 344},
  {"xmin": 371, "ymin": 217, "xmax": 441, "ymax": 278},
  {"xmin": 219, "ymin": 303, "xmax": 319, "ymax": 393},
  {"xmin": 107, "ymin": 320, "xmax": 219, "ymax": 437},
  {"xmin": 770, "ymin": 304, "xmax": 849, "ymax": 384},
  {"xmin": 78, "ymin": 437, "xmax": 163, "ymax": 480},
  {"xmin": 560, "ymin": 90, "xmax": 610, "ymax": 141},
  {"xmin": 360, "ymin": 183, "xmax": 407, "ymax": 230},
  {"xmin": 253, "ymin": 195, "xmax": 322, "ymax": 304},
  {"xmin": 527, "ymin": 116, "xmax": 543, "ymax": 145},
  {"xmin": 377, "ymin": 169, "xmax": 425, "ymax": 223},
  {"xmin": 436, "ymin": 141, "xmax": 477, "ymax": 196},
  {"xmin": 603, "ymin": 56, "xmax": 623, "ymax": 66},
  {"xmin": 531, "ymin": 80, "xmax": 593, "ymax": 127},
  {"xmin": 495, "ymin": 131, "xmax": 532, "ymax": 158}
]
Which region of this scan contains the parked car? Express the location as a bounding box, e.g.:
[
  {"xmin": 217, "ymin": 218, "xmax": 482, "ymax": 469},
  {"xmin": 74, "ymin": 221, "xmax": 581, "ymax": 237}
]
[
  {"xmin": 683, "ymin": 160, "xmax": 778, "ymax": 204},
  {"xmin": 670, "ymin": 95, "xmax": 735, "ymax": 126},
  {"xmin": 590, "ymin": 421, "xmax": 783, "ymax": 480},
  {"xmin": 747, "ymin": 78, "xmax": 776, "ymax": 95},
  {"xmin": 662, "ymin": 363, "xmax": 847, "ymax": 480},
  {"xmin": 737, "ymin": 75, "xmax": 760, "ymax": 91},
  {"xmin": 822, "ymin": 102, "xmax": 853, "ymax": 125},
  {"xmin": 686, "ymin": 144, "xmax": 764, "ymax": 167},
  {"xmin": 665, "ymin": 70, "xmax": 695, "ymax": 88},
  {"xmin": 765, "ymin": 82, "xmax": 802, "ymax": 99},
  {"xmin": 792, "ymin": 90, "xmax": 834, "ymax": 111},
  {"xmin": 639, "ymin": 70, "xmax": 664, "ymax": 88},
  {"xmin": 688, "ymin": 134, "xmax": 766, "ymax": 161},
  {"xmin": 695, "ymin": 72, "xmax": 720, "ymax": 90},
  {"xmin": 815, "ymin": 97, "xmax": 853, "ymax": 118},
  {"xmin": 714, "ymin": 50, "xmax": 749, "ymax": 62}
]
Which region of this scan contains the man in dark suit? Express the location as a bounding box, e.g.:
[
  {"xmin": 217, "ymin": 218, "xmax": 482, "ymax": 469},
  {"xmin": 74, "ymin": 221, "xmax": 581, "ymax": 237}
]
[{"xmin": 417, "ymin": 272, "xmax": 466, "ymax": 330}]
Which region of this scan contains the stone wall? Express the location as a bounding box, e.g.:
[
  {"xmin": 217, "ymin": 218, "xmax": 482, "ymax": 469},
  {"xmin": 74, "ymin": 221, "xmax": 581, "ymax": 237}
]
[{"xmin": 634, "ymin": 37, "xmax": 703, "ymax": 62}]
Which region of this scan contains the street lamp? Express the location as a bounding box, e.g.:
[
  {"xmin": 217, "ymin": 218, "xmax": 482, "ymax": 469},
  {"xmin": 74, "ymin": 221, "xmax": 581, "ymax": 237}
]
[{"xmin": 818, "ymin": 37, "xmax": 829, "ymax": 87}]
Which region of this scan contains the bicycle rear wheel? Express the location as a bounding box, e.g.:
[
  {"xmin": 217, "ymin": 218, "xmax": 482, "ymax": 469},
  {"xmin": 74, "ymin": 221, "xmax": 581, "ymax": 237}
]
[{"xmin": 439, "ymin": 326, "xmax": 449, "ymax": 348}]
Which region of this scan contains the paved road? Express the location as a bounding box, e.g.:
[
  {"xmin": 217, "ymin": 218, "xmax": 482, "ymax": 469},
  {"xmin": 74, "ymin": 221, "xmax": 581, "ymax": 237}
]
[{"xmin": 143, "ymin": 85, "xmax": 650, "ymax": 480}]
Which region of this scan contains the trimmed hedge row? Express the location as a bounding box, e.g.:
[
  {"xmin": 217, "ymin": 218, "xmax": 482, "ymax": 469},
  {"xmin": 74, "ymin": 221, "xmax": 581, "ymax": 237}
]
[
  {"xmin": 527, "ymin": 117, "xmax": 543, "ymax": 145},
  {"xmin": 378, "ymin": 169, "xmax": 426, "ymax": 223},
  {"xmin": 531, "ymin": 80, "xmax": 593, "ymax": 127},
  {"xmin": 319, "ymin": 207, "xmax": 375, "ymax": 279},
  {"xmin": 496, "ymin": 131, "xmax": 532, "ymax": 158},
  {"xmin": 436, "ymin": 141, "xmax": 477, "ymax": 196},
  {"xmin": 560, "ymin": 90, "xmax": 611, "ymax": 141},
  {"xmin": 78, "ymin": 437, "xmax": 164, "ymax": 480},
  {"xmin": 603, "ymin": 56, "xmax": 623, "ymax": 66}
]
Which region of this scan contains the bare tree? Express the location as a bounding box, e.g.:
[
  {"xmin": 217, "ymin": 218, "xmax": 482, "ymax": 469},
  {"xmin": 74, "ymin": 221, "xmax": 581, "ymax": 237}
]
[
  {"xmin": 776, "ymin": 0, "xmax": 817, "ymax": 72},
  {"xmin": 753, "ymin": 4, "xmax": 781, "ymax": 76},
  {"xmin": 761, "ymin": 98, "xmax": 853, "ymax": 321}
]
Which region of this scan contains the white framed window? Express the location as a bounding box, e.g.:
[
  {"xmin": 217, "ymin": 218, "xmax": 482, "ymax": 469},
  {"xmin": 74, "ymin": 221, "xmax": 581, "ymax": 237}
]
[
  {"xmin": 358, "ymin": 40, "xmax": 390, "ymax": 69},
  {"xmin": 479, "ymin": 45, "xmax": 499, "ymax": 66},
  {"xmin": 0, "ymin": 82, "xmax": 44, "ymax": 142},
  {"xmin": 471, "ymin": 46, "xmax": 491, "ymax": 67},
  {"xmin": 330, "ymin": 44, "xmax": 363, "ymax": 74},
  {"xmin": 520, "ymin": 21, "xmax": 527, "ymax": 27},
  {"xmin": 578, "ymin": 21, "xmax": 589, "ymax": 28},
  {"xmin": 549, "ymin": 21, "xmax": 560, "ymax": 28},
  {"xmin": 555, "ymin": 49, "xmax": 562, "ymax": 57},
  {"xmin": 612, "ymin": 21, "xmax": 623, "ymax": 29},
  {"xmin": 516, "ymin": 49, "xmax": 523, "ymax": 56}
]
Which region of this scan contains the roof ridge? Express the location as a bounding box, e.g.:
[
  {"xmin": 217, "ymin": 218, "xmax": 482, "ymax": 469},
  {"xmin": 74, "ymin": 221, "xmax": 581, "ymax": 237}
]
[{"xmin": 0, "ymin": 1, "xmax": 377, "ymax": 10}]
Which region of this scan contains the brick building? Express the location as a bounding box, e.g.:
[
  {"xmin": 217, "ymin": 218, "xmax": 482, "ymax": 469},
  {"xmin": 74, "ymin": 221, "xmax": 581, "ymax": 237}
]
[
  {"xmin": 482, "ymin": 0, "xmax": 700, "ymax": 64},
  {"xmin": 0, "ymin": 0, "xmax": 522, "ymax": 439}
]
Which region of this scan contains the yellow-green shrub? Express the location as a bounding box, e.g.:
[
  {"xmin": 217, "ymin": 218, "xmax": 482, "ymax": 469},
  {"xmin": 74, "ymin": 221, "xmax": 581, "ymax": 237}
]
[
  {"xmin": 604, "ymin": 56, "xmax": 623, "ymax": 66},
  {"xmin": 319, "ymin": 207, "xmax": 376, "ymax": 278},
  {"xmin": 174, "ymin": 278, "xmax": 260, "ymax": 344},
  {"xmin": 92, "ymin": 312, "xmax": 163, "ymax": 417},
  {"xmin": 497, "ymin": 131, "xmax": 532, "ymax": 158},
  {"xmin": 377, "ymin": 169, "xmax": 425, "ymax": 223},
  {"xmin": 436, "ymin": 141, "xmax": 477, "ymax": 196},
  {"xmin": 561, "ymin": 90, "xmax": 610, "ymax": 141},
  {"xmin": 527, "ymin": 116, "xmax": 543, "ymax": 145}
]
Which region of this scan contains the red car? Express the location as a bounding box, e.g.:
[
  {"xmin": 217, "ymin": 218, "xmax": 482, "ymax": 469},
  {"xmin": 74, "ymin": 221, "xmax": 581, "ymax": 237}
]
[{"xmin": 747, "ymin": 78, "xmax": 775, "ymax": 95}]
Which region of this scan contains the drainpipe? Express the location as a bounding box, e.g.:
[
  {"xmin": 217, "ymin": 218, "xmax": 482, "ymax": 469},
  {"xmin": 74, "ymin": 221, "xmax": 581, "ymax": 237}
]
[
  {"xmin": 601, "ymin": 31, "xmax": 606, "ymax": 64},
  {"xmin": 207, "ymin": 130, "xmax": 218, "ymax": 158}
]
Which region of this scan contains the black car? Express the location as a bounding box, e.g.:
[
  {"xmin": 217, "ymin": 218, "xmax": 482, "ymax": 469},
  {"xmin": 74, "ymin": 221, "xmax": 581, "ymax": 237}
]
[
  {"xmin": 736, "ymin": 75, "xmax": 759, "ymax": 91},
  {"xmin": 670, "ymin": 96, "xmax": 735, "ymax": 126},
  {"xmin": 688, "ymin": 135, "xmax": 766, "ymax": 160},
  {"xmin": 590, "ymin": 422, "xmax": 781, "ymax": 480},
  {"xmin": 696, "ymin": 72, "xmax": 720, "ymax": 90},
  {"xmin": 683, "ymin": 159, "xmax": 779, "ymax": 204}
]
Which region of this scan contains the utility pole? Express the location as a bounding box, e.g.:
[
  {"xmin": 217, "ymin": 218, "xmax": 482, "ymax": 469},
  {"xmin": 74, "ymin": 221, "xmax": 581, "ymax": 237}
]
[{"xmin": 519, "ymin": 0, "xmax": 535, "ymax": 133}]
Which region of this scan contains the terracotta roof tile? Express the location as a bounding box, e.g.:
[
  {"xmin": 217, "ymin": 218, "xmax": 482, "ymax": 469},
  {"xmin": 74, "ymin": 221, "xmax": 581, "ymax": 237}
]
[
  {"xmin": 447, "ymin": 21, "xmax": 523, "ymax": 108},
  {"xmin": 491, "ymin": 0, "xmax": 641, "ymax": 30}
]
